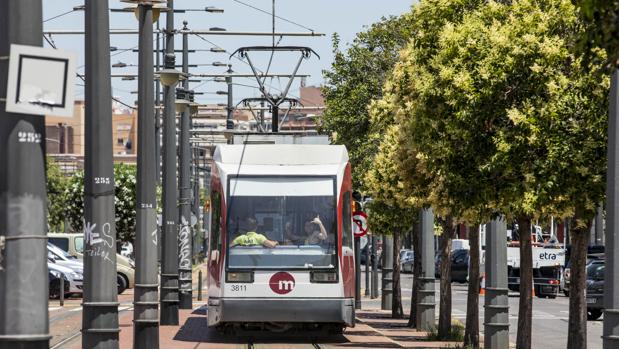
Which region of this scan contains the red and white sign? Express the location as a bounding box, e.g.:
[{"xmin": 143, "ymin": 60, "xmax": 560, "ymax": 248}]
[
  {"xmin": 353, "ymin": 211, "xmax": 368, "ymax": 237},
  {"xmin": 269, "ymin": 272, "xmax": 296, "ymax": 295}
]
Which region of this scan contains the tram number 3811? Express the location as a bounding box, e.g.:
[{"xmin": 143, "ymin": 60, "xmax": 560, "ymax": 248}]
[{"xmin": 230, "ymin": 284, "xmax": 247, "ymax": 292}]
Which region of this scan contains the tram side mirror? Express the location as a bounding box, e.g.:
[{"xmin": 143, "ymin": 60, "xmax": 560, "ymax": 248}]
[{"xmin": 210, "ymin": 250, "xmax": 219, "ymax": 262}]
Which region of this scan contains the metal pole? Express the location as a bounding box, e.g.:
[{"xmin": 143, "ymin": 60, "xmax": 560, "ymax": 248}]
[
  {"xmin": 354, "ymin": 237, "xmax": 361, "ymax": 309},
  {"xmin": 604, "ymin": 69, "xmax": 619, "ymax": 349},
  {"xmin": 484, "ymin": 218, "xmax": 509, "ymax": 349},
  {"xmin": 272, "ymin": 105, "xmax": 279, "ymax": 133},
  {"xmin": 59, "ymin": 277, "xmax": 65, "ymax": 307},
  {"xmin": 595, "ymin": 203, "xmax": 603, "ymax": 245},
  {"xmin": 416, "ymin": 207, "xmax": 435, "ymax": 331},
  {"xmin": 192, "ymin": 146, "xmax": 201, "ymax": 264},
  {"xmin": 0, "ymin": 1, "xmax": 50, "ymax": 348},
  {"xmin": 226, "ymin": 67, "xmax": 234, "ymax": 130},
  {"xmin": 197, "ymin": 270, "xmax": 203, "ymax": 301},
  {"xmin": 82, "ymin": 1, "xmax": 120, "ymax": 348},
  {"xmin": 178, "ymin": 21, "xmax": 193, "ymax": 309},
  {"xmin": 381, "ymin": 235, "xmax": 393, "ymax": 310},
  {"xmin": 365, "ymin": 240, "xmax": 370, "ymax": 296},
  {"xmin": 160, "ymin": 0, "xmax": 179, "ymax": 326},
  {"xmin": 371, "ymin": 235, "xmax": 378, "ymax": 299},
  {"xmin": 155, "ymin": 20, "xmax": 161, "ymax": 185},
  {"xmin": 133, "ymin": 4, "xmax": 159, "ymax": 349}
]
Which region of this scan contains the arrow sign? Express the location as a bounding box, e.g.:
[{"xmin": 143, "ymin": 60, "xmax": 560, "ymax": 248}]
[{"xmin": 353, "ymin": 211, "xmax": 368, "ymax": 237}]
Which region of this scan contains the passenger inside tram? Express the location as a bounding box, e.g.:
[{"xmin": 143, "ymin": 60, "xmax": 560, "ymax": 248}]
[
  {"xmin": 284, "ymin": 215, "xmax": 329, "ymax": 245},
  {"xmin": 230, "ymin": 217, "xmax": 278, "ymax": 248}
]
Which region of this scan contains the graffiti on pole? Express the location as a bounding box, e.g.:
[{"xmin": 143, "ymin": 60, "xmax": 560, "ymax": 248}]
[
  {"xmin": 179, "ymin": 215, "xmax": 191, "ymax": 291},
  {"xmin": 84, "ymin": 221, "xmax": 114, "ymax": 264}
]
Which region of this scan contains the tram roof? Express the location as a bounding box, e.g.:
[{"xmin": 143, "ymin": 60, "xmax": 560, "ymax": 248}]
[{"xmin": 213, "ymin": 144, "xmax": 349, "ymax": 166}]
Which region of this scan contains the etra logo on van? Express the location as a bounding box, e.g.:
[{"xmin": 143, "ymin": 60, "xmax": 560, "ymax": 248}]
[{"xmin": 269, "ymin": 272, "xmax": 295, "ymax": 295}]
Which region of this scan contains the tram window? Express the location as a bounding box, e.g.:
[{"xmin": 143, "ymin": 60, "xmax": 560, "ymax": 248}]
[
  {"xmin": 211, "ymin": 191, "xmax": 222, "ymax": 253},
  {"xmin": 342, "ymin": 191, "xmax": 353, "ymax": 250},
  {"xmin": 227, "ymin": 177, "xmax": 338, "ymax": 269}
]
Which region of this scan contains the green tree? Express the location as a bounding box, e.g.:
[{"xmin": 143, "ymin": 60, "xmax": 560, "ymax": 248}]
[
  {"xmin": 383, "ymin": 0, "xmax": 607, "ymax": 347},
  {"xmin": 321, "ymin": 13, "xmax": 414, "ymax": 189},
  {"xmin": 46, "ymin": 157, "xmax": 69, "ymax": 232},
  {"xmin": 65, "ymin": 163, "xmax": 148, "ymax": 243}
]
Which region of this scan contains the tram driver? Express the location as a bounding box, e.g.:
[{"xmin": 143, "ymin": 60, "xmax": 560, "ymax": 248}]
[
  {"xmin": 230, "ymin": 217, "xmax": 278, "ymax": 248},
  {"xmin": 284, "ymin": 215, "xmax": 329, "ymax": 245}
]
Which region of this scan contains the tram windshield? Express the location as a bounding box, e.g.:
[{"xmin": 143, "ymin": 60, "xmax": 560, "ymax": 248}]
[{"xmin": 227, "ymin": 176, "xmax": 337, "ymax": 269}]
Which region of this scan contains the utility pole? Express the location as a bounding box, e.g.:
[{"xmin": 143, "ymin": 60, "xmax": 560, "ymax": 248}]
[
  {"xmin": 133, "ymin": 3, "xmax": 159, "ymax": 348},
  {"xmin": 82, "ymin": 2, "xmax": 119, "ymax": 348},
  {"xmin": 160, "ymin": 0, "xmax": 180, "ymax": 326},
  {"xmin": 484, "ymin": 218, "xmax": 509, "ymax": 349},
  {"xmin": 604, "ymin": 69, "xmax": 619, "ymax": 349},
  {"xmin": 416, "ymin": 207, "xmax": 435, "ymax": 331},
  {"xmin": 381, "ymin": 235, "xmax": 393, "ymax": 310},
  {"xmin": 365, "ymin": 240, "xmax": 370, "ymax": 296},
  {"xmin": 178, "ymin": 20, "xmax": 193, "ymax": 309},
  {"xmin": 0, "ymin": 1, "xmax": 49, "ymax": 348},
  {"xmin": 226, "ymin": 66, "xmax": 234, "ymax": 130}
]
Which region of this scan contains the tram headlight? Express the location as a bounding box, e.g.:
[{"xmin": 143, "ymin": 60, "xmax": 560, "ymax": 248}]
[
  {"xmin": 310, "ymin": 271, "xmax": 338, "ymax": 283},
  {"xmin": 226, "ymin": 271, "xmax": 253, "ymax": 283}
]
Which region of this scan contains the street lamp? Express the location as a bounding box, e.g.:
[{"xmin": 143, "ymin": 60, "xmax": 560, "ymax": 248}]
[
  {"xmin": 156, "ymin": 55, "xmax": 184, "ymax": 87},
  {"xmin": 205, "ymin": 6, "xmax": 224, "ymax": 13}
]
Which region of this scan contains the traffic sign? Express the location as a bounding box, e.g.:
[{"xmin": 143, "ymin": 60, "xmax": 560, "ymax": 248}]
[
  {"xmin": 353, "ymin": 211, "xmax": 368, "ymax": 237},
  {"xmin": 5, "ymin": 44, "xmax": 76, "ymax": 117}
]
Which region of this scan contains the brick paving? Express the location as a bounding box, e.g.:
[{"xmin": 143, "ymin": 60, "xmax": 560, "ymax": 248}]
[{"xmin": 50, "ymin": 265, "xmax": 463, "ymax": 348}]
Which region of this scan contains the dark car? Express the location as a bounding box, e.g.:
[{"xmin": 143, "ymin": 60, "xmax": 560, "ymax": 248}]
[
  {"xmin": 434, "ymin": 249, "xmax": 470, "ymax": 282},
  {"xmin": 49, "ymin": 270, "xmax": 70, "ymax": 299},
  {"xmin": 586, "ymin": 260, "xmax": 605, "ymax": 320},
  {"xmin": 360, "ymin": 244, "xmax": 382, "ymax": 268}
]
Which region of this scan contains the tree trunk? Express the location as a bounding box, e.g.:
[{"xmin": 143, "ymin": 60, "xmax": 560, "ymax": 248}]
[
  {"xmin": 464, "ymin": 225, "xmax": 480, "ymax": 348},
  {"xmin": 409, "ymin": 221, "xmax": 420, "ymax": 327},
  {"xmin": 567, "ymin": 213, "xmax": 590, "ymax": 349},
  {"xmin": 438, "ymin": 217, "xmax": 454, "ymax": 339},
  {"xmin": 392, "ymin": 228, "xmax": 404, "ymax": 318},
  {"xmin": 516, "ymin": 216, "xmax": 533, "ymax": 349}
]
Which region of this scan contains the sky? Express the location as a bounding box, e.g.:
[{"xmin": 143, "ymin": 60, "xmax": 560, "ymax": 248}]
[{"xmin": 42, "ymin": 0, "xmax": 414, "ymax": 109}]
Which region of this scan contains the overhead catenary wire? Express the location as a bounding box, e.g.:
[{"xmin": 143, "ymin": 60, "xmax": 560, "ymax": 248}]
[{"xmin": 231, "ymin": 0, "xmax": 316, "ymax": 33}]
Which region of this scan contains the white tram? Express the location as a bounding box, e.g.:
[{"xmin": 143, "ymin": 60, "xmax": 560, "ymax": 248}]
[{"xmin": 206, "ymin": 144, "xmax": 355, "ymax": 332}]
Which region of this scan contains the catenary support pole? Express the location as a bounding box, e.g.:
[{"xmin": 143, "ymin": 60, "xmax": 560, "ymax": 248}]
[
  {"xmin": 192, "ymin": 146, "xmax": 201, "ymax": 263},
  {"xmin": 160, "ymin": 0, "xmax": 179, "ymax": 326},
  {"xmin": 381, "ymin": 235, "xmax": 393, "ymax": 310},
  {"xmin": 371, "ymin": 235, "xmax": 379, "ymax": 299},
  {"xmin": 604, "ymin": 69, "xmax": 619, "ymax": 349},
  {"xmin": 155, "ymin": 20, "xmax": 161, "ymax": 185},
  {"xmin": 178, "ymin": 21, "xmax": 193, "ymax": 309},
  {"xmin": 133, "ymin": 4, "xmax": 159, "ymax": 349},
  {"xmin": 365, "ymin": 240, "xmax": 370, "ymax": 296},
  {"xmin": 82, "ymin": 1, "xmax": 120, "ymax": 348},
  {"xmin": 0, "ymin": 1, "xmax": 50, "ymax": 348},
  {"xmin": 484, "ymin": 218, "xmax": 509, "ymax": 349},
  {"xmin": 354, "ymin": 237, "xmax": 361, "ymax": 309},
  {"xmin": 226, "ymin": 66, "xmax": 234, "ymax": 130},
  {"xmin": 416, "ymin": 207, "xmax": 435, "ymax": 331}
]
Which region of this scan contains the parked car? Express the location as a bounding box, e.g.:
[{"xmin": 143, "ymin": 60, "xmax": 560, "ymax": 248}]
[
  {"xmin": 586, "ymin": 259, "xmax": 605, "ymax": 320},
  {"xmin": 49, "ymin": 270, "xmax": 70, "ymax": 299},
  {"xmin": 48, "ymin": 259, "xmax": 83, "ymax": 296},
  {"xmin": 48, "ymin": 233, "xmax": 135, "ymax": 292},
  {"xmin": 563, "ymin": 252, "xmax": 604, "ymax": 297},
  {"xmin": 400, "ymin": 249, "xmax": 414, "ymax": 273}
]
